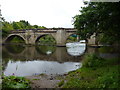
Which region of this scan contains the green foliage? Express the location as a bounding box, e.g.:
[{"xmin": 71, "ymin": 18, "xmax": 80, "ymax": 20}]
[
  {"xmin": 96, "ymin": 66, "xmax": 119, "ymax": 88},
  {"xmin": 98, "ymin": 46, "xmax": 114, "ymax": 53},
  {"xmin": 60, "ymin": 53, "xmax": 119, "ymax": 88},
  {"xmin": 58, "ymin": 80, "xmax": 64, "ymax": 87},
  {"xmin": 37, "ymin": 35, "xmax": 56, "ymax": 45},
  {"xmin": 63, "ymin": 65, "xmax": 119, "ymax": 88},
  {"xmin": 2, "ymin": 30, "xmax": 9, "ymax": 37},
  {"xmin": 73, "ymin": 2, "xmax": 120, "ymax": 44},
  {"xmin": 2, "ymin": 75, "xmax": 31, "ymax": 89},
  {"xmin": 19, "ymin": 20, "xmax": 31, "ymax": 29},
  {"xmin": 7, "ymin": 36, "xmax": 25, "ymax": 43},
  {"xmin": 12, "ymin": 22, "xmax": 22, "ymax": 29},
  {"xmin": 1, "ymin": 18, "xmax": 47, "ymax": 38},
  {"xmin": 66, "ymin": 35, "xmax": 77, "ymax": 43},
  {"xmin": 83, "ymin": 53, "xmax": 105, "ymax": 68},
  {"xmin": 2, "ymin": 22, "xmax": 13, "ymax": 37},
  {"xmin": 98, "ymin": 33, "xmax": 118, "ymax": 45}
]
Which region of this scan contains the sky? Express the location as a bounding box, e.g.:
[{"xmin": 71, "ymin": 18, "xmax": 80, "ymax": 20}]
[{"xmin": 0, "ymin": 0, "xmax": 85, "ymax": 28}]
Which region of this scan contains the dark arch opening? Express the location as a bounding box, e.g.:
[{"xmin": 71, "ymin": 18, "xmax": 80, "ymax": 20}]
[
  {"xmin": 66, "ymin": 34, "xmax": 78, "ymax": 43},
  {"xmin": 5, "ymin": 35, "xmax": 25, "ymax": 44},
  {"xmin": 35, "ymin": 34, "xmax": 56, "ymax": 45}
]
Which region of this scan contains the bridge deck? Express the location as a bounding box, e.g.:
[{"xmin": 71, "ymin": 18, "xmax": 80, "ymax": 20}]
[{"xmin": 10, "ymin": 28, "xmax": 76, "ymax": 33}]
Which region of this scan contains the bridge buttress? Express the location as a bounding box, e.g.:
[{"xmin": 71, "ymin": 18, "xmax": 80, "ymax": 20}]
[{"xmin": 55, "ymin": 30, "xmax": 67, "ymax": 46}]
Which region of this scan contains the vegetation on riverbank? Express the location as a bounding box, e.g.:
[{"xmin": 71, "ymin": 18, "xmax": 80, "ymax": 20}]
[
  {"xmin": 1, "ymin": 19, "xmax": 46, "ymax": 38},
  {"xmin": 73, "ymin": 2, "xmax": 120, "ymax": 45},
  {"xmin": 2, "ymin": 75, "xmax": 31, "ymax": 89},
  {"xmin": 58, "ymin": 53, "xmax": 119, "ymax": 88}
]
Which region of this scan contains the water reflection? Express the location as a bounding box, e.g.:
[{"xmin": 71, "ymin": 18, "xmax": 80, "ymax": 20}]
[
  {"xmin": 3, "ymin": 44, "xmax": 119, "ymax": 76},
  {"xmin": 98, "ymin": 46, "xmax": 120, "ymax": 59},
  {"xmin": 4, "ymin": 60, "xmax": 81, "ymax": 76},
  {"xmin": 66, "ymin": 43, "xmax": 86, "ymax": 56},
  {"xmin": 4, "ymin": 44, "xmax": 25, "ymax": 54},
  {"xmin": 2, "ymin": 44, "xmax": 86, "ymax": 76},
  {"xmin": 36, "ymin": 45, "xmax": 56, "ymax": 55}
]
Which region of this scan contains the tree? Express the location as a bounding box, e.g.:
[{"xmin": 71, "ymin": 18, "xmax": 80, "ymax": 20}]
[
  {"xmin": 12, "ymin": 22, "xmax": 22, "ymax": 29},
  {"xmin": 2, "ymin": 22, "xmax": 14, "ymax": 37},
  {"xmin": 19, "ymin": 20, "xmax": 31, "ymax": 29},
  {"xmin": 1, "ymin": 16, "xmax": 47, "ymax": 37},
  {"xmin": 73, "ymin": 2, "xmax": 120, "ymax": 44}
]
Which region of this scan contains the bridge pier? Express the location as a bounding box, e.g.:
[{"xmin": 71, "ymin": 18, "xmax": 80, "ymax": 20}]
[
  {"xmin": 24, "ymin": 30, "xmax": 36, "ymax": 45},
  {"xmin": 55, "ymin": 30, "xmax": 67, "ymax": 46},
  {"xmin": 25, "ymin": 37, "xmax": 36, "ymax": 45}
]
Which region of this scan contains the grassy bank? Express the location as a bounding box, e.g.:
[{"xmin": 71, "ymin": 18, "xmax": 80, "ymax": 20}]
[
  {"xmin": 2, "ymin": 75, "xmax": 31, "ymax": 89},
  {"xmin": 58, "ymin": 53, "xmax": 119, "ymax": 88}
]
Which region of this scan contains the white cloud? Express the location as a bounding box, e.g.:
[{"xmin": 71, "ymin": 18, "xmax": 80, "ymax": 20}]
[{"xmin": 1, "ymin": 0, "xmax": 85, "ymax": 28}]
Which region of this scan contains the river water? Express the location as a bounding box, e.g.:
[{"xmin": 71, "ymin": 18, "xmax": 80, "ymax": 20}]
[{"xmin": 2, "ymin": 43, "xmax": 120, "ymax": 76}]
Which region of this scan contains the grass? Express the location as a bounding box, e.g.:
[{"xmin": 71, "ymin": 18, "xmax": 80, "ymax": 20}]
[
  {"xmin": 59, "ymin": 53, "xmax": 120, "ymax": 88},
  {"xmin": 32, "ymin": 79, "xmax": 40, "ymax": 80},
  {"xmin": 2, "ymin": 75, "xmax": 31, "ymax": 89},
  {"xmin": 58, "ymin": 80, "xmax": 64, "ymax": 87},
  {"xmin": 39, "ymin": 73, "xmax": 46, "ymax": 76}
]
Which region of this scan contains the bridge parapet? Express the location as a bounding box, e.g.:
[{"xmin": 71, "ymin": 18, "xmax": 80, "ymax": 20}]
[
  {"xmin": 10, "ymin": 28, "xmax": 76, "ymax": 34},
  {"xmin": 10, "ymin": 28, "xmax": 76, "ymax": 32}
]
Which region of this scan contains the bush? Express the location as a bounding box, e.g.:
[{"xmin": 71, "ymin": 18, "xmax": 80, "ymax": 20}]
[
  {"xmin": 58, "ymin": 80, "xmax": 64, "ymax": 87},
  {"xmin": 2, "ymin": 76, "xmax": 30, "ymax": 89},
  {"xmin": 83, "ymin": 53, "xmax": 105, "ymax": 68}
]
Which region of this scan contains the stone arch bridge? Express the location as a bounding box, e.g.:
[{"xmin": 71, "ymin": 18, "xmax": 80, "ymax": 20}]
[{"xmin": 3, "ymin": 28, "xmax": 96, "ymax": 46}]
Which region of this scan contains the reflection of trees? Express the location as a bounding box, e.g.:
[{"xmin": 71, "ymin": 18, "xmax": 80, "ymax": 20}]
[
  {"xmin": 5, "ymin": 44, "xmax": 25, "ymax": 54},
  {"xmin": 2, "ymin": 45, "xmax": 27, "ymax": 69},
  {"xmin": 2, "ymin": 45, "xmax": 56, "ymax": 62},
  {"xmin": 2, "ymin": 45, "xmax": 86, "ymax": 71},
  {"xmin": 98, "ymin": 46, "xmax": 120, "ymax": 53},
  {"xmin": 36, "ymin": 45, "xmax": 56, "ymax": 55}
]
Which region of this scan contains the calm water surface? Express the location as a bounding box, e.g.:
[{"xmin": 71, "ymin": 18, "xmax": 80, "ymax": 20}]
[{"xmin": 2, "ymin": 44, "xmax": 119, "ymax": 76}]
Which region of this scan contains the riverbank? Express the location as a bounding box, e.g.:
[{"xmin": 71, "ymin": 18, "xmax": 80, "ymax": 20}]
[
  {"xmin": 25, "ymin": 74, "xmax": 65, "ymax": 88},
  {"xmin": 2, "ymin": 53, "xmax": 119, "ymax": 89},
  {"xmin": 25, "ymin": 53, "xmax": 119, "ymax": 89},
  {"xmin": 57, "ymin": 54, "xmax": 120, "ymax": 88}
]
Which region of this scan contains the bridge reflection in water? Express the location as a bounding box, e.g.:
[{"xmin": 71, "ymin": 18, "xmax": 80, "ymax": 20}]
[{"xmin": 2, "ymin": 44, "xmax": 86, "ymax": 76}]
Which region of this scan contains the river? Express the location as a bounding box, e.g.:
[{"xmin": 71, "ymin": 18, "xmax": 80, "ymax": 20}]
[{"xmin": 2, "ymin": 43, "xmax": 120, "ymax": 76}]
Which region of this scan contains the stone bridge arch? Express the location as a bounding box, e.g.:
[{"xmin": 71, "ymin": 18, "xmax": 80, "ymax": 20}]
[
  {"xmin": 66, "ymin": 33, "xmax": 78, "ymax": 42},
  {"xmin": 35, "ymin": 34, "xmax": 57, "ymax": 44},
  {"xmin": 4, "ymin": 34, "xmax": 26, "ymax": 43}
]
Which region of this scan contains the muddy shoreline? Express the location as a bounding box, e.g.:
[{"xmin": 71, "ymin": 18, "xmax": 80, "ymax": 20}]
[{"xmin": 25, "ymin": 74, "xmax": 66, "ymax": 88}]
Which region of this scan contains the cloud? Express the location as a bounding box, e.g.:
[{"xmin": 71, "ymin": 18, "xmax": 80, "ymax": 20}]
[{"xmin": 1, "ymin": 0, "xmax": 85, "ymax": 28}]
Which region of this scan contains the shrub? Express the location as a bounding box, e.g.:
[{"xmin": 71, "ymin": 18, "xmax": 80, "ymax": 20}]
[
  {"xmin": 83, "ymin": 53, "xmax": 105, "ymax": 68},
  {"xmin": 2, "ymin": 76, "xmax": 30, "ymax": 89},
  {"xmin": 58, "ymin": 80, "xmax": 64, "ymax": 87}
]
